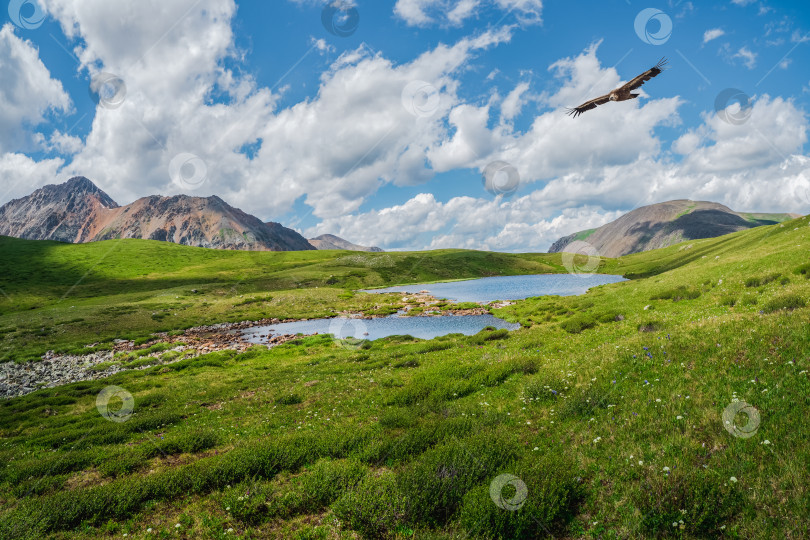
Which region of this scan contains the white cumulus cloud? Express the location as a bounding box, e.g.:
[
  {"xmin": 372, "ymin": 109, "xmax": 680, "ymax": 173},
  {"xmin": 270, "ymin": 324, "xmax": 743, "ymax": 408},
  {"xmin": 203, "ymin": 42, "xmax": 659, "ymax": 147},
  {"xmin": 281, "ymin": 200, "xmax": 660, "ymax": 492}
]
[
  {"xmin": 703, "ymin": 28, "xmax": 725, "ymax": 44},
  {"xmin": 0, "ymin": 24, "xmax": 72, "ymax": 154}
]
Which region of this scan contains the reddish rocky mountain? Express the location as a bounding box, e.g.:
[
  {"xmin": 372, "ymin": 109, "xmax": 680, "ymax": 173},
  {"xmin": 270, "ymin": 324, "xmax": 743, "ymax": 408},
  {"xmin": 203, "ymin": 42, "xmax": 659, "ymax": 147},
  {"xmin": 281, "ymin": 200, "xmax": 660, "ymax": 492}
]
[{"xmin": 0, "ymin": 176, "xmax": 314, "ymax": 251}]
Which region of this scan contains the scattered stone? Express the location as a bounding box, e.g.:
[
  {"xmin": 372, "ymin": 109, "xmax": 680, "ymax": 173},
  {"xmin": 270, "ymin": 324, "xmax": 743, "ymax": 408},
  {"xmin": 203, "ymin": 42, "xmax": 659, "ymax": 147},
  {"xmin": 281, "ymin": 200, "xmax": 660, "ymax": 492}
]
[{"xmin": 2, "ymin": 292, "xmax": 494, "ymax": 400}]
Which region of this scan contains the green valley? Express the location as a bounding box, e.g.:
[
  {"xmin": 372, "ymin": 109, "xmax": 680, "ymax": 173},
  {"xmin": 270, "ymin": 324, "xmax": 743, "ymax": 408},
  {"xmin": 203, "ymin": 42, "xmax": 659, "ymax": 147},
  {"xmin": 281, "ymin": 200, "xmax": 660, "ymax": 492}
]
[{"xmin": 0, "ymin": 216, "xmax": 808, "ymax": 539}]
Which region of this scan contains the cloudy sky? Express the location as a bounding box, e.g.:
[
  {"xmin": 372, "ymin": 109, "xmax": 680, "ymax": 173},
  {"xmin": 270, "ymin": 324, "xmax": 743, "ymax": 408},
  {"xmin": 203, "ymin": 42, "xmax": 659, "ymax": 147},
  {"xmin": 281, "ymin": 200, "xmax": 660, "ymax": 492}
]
[{"xmin": 2, "ymin": 0, "xmax": 809, "ymax": 251}]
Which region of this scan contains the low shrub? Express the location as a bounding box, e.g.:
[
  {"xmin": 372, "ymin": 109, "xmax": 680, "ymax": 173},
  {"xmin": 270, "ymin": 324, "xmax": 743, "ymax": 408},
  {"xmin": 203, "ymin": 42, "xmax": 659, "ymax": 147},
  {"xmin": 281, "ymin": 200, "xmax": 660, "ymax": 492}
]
[
  {"xmin": 745, "ymin": 277, "xmax": 762, "ymax": 288},
  {"xmin": 560, "ymin": 315, "xmax": 596, "ymax": 334},
  {"xmin": 127, "ymin": 357, "xmax": 160, "ymax": 369},
  {"xmin": 333, "ymin": 471, "xmax": 407, "ymax": 539},
  {"xmin": 393, "ymin": 358, "xmax": 419, "ymax": 368},
  {"xmin": 637, "ymin": 320, "xmax": 663, "ymax": 333},
  {"xmin": 396, "ymin": 431, "xmax": 521, "ymax": 526},
  {"xmin": 634, "ymin": 468, "xmax": 745, "ymax": 536},
  {"xmin": 596, "ymin": 310, "xmax": 623, "ymax": 323},
  {"xmin": 762, "ymin": 272, "xmax": 781, "ymax": 285},
  {"xmin": 468, "ymin": 328, "xmax": 511, "ymax": 344},
  {"xmin": 763, "ymin": 294, "xmax": 806, "ymax": 313},
  {"xmin": 651, "ymin": 285, "xmax": 700, "ymax": 301},
  {"xmin": 160, "ymin": 350, "xmax": 183, "ymax": 362},
  {"xmin": 222, "ymin": 459, "xmax": 369, "ymax": 525},
  {"xmin": 458, "ymin": 452, "xmax": 583, "ymax": 539},
  {"xmin": 793, "ymin": 262, "xmax": 810, "ymax": 277},
  {"xmin": 297, "ymin": 458, "xmax": 368, "ymax": 509},
  {"xmin": 220, "ymin": 479, "xmax": 279, "ymax": 525},
  {"xmin": 379, "ymin": 409, "xmax": 417, "ymax": 429},
  {"xmin": 720, "ymin": 295, "xmax": 737, "ymax": 307},
  {"xmin": 378, "ymin": 376, "xmax": 404, "ymax": 388},
  {"xmin": 0, "ymin": 436, "xmax": 313, "ymax": 537},
  {"xmin": 97, "ymin": 451, "xmax": 146, "ymax": 478},
  {"xmin": 176, "ymin": 429, "xmax": 219, "ymax": 453},
  {"xmin": 275, "ymin": 393, "xmax": 303, "ymax": 405},
  {"xmin": 3, "ymin": 451, "xmax": 93, "ymax": 484},
  {"xmin": 10, "ymin": 473, "xmax": 67, "ymax": 498},
  {"xmin": 483, "ymin": 329, "xmax": 510, "ymax": 341},
  {"xmin": 357, "ymin": 417, "xmax": 476, "ymax": 466},
  {"xmin": 124, "ymin": 411, "xmax": 183, "ymax": 433},
  {"xmin": 509, "ymin": 357, "xmax": 538, "ymax": 375}
]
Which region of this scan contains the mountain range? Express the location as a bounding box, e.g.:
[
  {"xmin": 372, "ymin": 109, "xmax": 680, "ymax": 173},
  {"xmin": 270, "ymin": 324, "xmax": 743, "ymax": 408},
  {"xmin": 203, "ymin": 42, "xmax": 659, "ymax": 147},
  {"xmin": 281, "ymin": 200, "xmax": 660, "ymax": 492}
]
[
  {"xmin": 1, "ymin": 180, "xmax": 799, "ymax": 256},
  {"xmin": 549, "ymin": 200, "xmax": 800, "ymax": 258},
  {"xmin": 0, "ymin": 177, "xmax": 314, "ymax": 251},
  {"xmin": 0, "ymin": 177, "xmax": 388, "ymax": 252}
]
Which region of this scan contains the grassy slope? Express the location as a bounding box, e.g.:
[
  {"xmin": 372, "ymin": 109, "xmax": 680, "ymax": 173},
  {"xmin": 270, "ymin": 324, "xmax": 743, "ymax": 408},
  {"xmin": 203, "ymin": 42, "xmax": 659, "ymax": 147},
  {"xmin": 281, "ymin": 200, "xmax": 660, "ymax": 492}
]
[
  {"xmin": 738, "ymin": 212, "xmax": 797, "ymax": 224},
  {"xmin": 0, "ymin": 237, "xmax": 565, "ymax": 362},
  {"xmin": 0, "ymin": 218, "xmax": 809, "ymax": 539}
]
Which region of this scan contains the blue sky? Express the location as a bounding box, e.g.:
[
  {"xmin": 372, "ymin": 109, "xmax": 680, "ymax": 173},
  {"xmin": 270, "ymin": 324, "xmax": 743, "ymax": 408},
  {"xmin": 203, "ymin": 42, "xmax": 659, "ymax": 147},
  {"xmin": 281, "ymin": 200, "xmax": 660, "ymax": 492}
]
[{"xmin": 2, "ymin": 0, "xmax": 809, "ymax": 251}]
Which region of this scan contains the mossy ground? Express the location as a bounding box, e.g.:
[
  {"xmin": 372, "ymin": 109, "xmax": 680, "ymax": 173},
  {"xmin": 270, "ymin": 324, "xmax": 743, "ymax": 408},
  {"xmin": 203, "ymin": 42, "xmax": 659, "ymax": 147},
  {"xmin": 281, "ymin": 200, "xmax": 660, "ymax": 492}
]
[{"xmin": 0, "ymin": 216, "xmax": 809, "ymax": 539}]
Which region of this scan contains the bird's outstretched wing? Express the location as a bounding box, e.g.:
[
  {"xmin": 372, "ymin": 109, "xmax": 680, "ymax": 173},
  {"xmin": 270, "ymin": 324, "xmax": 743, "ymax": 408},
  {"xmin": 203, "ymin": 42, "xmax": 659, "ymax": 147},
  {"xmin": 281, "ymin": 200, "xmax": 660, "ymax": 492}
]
[
  {"xmin": 621, "ymin": 57, "xmax": 668, "ymax": 92},
  {"xmin": 565, "ymin": 94, "xmax": 612, "ymax": 118}
]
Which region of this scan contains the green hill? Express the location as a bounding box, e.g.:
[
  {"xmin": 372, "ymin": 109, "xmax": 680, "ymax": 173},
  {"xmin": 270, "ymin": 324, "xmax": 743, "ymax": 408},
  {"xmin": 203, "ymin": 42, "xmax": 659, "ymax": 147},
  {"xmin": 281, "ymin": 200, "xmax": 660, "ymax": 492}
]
[{"xmin": 0, "ymin": 217, "xmax": 808, "ymax": 539}]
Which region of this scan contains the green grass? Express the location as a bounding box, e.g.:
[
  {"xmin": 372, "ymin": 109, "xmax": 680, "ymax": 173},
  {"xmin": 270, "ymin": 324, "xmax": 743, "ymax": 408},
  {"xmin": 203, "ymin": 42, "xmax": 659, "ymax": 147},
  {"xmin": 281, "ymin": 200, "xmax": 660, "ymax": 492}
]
[
  {"xmin": 0, "ymin": 237, "xmax": 567, "ymax": 363},
  {"xmin": 673, "ymin": 203, "xmax": 696, "ymax": 219},
  {"xmin": 574, "ymin": 228, "xmax": 597, "ymax": 241},
  {"xmin": 738, "ymin": 211, "xmax": 797, "ymax": 224},
  {"xmin": 0, "ymin": 215, "xmax": 809, "ymax": 538}
]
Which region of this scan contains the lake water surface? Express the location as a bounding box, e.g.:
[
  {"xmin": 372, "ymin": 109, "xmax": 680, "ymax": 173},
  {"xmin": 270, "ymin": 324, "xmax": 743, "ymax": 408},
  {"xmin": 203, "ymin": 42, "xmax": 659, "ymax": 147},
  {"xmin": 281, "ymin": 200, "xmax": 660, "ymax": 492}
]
[
  {"xmin": 362, "ymin": 273, "xmax": 627, "ymax": 303},
  {"xmin": 243, "ymin": 313, "xmax": 519, "ymax": 343},
  {"xmin": 244, "ymin": 273, "xmax": 625, "ymax": 343}
]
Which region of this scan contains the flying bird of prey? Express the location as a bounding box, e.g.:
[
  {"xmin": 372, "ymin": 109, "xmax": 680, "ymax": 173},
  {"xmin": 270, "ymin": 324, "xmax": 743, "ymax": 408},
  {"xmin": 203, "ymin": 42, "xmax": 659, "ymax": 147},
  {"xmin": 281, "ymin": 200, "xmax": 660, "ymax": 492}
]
[{"xmin": 566, "ymin": 58, "xmax": 668, "ymax": 118}]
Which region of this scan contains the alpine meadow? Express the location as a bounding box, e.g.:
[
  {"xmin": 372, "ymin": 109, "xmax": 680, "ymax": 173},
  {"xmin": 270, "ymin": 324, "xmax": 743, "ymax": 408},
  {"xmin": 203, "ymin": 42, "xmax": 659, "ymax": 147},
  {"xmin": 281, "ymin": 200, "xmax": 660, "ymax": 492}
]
[{"xmin": 1, "ymin": 1, "xmax": 810, "ymax": 539}]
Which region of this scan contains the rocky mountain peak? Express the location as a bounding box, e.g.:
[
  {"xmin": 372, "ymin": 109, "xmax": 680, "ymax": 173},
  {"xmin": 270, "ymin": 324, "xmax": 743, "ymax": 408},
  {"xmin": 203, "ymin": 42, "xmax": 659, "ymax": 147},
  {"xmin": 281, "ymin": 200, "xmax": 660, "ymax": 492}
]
[{"xmin": 0, "ymin": 177, "xmax": 313, "ymax": 251}]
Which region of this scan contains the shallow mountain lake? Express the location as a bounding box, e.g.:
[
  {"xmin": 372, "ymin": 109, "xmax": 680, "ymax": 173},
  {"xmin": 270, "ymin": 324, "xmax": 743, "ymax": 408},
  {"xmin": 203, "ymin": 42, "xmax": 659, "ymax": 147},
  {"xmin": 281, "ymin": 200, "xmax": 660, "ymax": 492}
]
[
  {"xmin": 362, "ymin": 273, "xmax": 627, "ymax": 303},
  {"xmin": 243, "ymin": 313, "xmax": 520, "ymax": 343},
  {"xmin": 244, "ymin": 273, "xmax": 625, "ymax": 343}
]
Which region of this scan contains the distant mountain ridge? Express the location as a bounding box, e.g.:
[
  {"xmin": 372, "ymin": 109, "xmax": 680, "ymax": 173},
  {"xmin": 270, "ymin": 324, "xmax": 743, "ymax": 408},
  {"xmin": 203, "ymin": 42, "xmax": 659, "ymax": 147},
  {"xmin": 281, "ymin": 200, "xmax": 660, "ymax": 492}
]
[
  {"xmin": 0, "ymin": 177, "xmax": 314, "ymax": 251},
  {"xmin": 549, "ymin": 200, "xmax": 801, "ymax": 258},
  {"xmin": 307, "ymin": 234, "xmax": 383, "ymax": 252}
]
